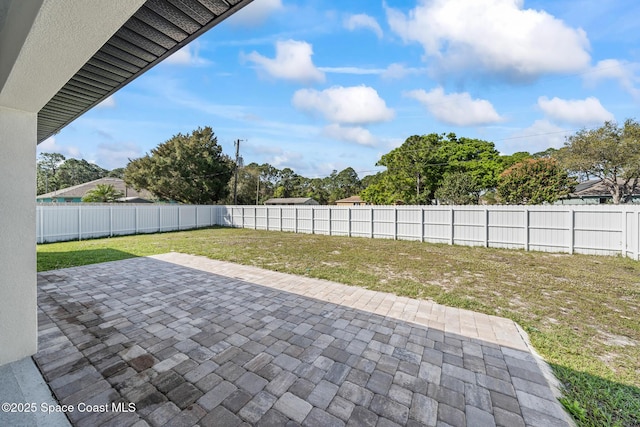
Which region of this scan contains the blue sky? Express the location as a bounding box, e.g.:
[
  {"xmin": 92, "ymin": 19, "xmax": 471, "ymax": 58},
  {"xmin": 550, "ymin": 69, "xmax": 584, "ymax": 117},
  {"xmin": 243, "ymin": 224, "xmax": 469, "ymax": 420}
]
[{"xmin": 39, "ymin": 0, "xmax": 640, "ymax": 178}]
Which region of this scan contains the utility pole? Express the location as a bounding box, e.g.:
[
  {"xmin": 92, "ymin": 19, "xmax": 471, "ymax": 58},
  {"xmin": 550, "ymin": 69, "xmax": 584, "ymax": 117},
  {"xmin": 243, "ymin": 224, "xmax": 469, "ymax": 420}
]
[{"xmin": 233, "ymin": 139, "xmax": 242, "ymax": 205}]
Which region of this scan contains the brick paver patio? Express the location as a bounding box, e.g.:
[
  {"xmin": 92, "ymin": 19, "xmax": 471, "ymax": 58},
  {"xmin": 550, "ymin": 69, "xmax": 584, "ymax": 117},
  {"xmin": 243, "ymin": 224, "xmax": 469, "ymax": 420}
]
[{"xmin": 34, "ymin": 252, "xmax": 573, "ymax": 426}]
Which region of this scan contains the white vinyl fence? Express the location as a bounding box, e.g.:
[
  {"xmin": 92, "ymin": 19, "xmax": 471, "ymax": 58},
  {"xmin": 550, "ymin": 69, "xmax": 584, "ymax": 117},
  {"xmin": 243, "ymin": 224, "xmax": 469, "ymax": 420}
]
[
  {"xmin": 36, "ymin": 204, "xmax": 219, "ymax": 243},
  {"xmin": 37, "ymin": 204, "xmax": 640, "ymax": 260},
  {"xmin": 218, "ymin": 205, "xmax": 640, "ymax": 260}
]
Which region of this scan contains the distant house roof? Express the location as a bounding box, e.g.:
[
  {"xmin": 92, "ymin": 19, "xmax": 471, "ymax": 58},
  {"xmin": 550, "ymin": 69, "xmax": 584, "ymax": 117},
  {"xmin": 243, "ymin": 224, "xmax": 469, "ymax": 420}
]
[
  {"xmin": 264, "ymin": 197, "xmax": 319, "ymax": 205},
  {"xmin": 571, "ymin": 179, "xmax": 640, "ymax": 198},
  {"xmin": 335, "ymin": 196, "xmax": 364, "ymax": 203},
  {"xmin": 335, "ymin": 196, "xmax": 371, "ymax": 205},
  {"xmin": 36, "ymin": 177, "xmax": 154, "ymax": 201}
]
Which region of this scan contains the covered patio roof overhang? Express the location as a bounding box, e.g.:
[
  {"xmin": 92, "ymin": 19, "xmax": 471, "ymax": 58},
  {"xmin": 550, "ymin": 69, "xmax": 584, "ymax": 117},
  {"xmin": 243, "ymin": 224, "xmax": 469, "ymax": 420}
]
[{"xmin": 0, "ymin": 0, "xmax": 253, "ymax": 366}]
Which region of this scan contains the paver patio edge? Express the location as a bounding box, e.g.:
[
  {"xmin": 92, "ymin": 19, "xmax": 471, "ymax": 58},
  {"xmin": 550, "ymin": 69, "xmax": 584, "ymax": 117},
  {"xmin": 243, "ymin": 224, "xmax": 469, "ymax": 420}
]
[{"xmin": 32, "ymin": 252, "xmax": 575, "ymax": 426}]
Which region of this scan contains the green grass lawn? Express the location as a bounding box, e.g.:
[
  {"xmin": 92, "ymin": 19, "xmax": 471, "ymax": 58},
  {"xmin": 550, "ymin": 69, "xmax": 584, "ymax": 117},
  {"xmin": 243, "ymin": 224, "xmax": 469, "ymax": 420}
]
[{"xmin": 37, "ymin": 226, "xmax": 640, "ymax": 427}]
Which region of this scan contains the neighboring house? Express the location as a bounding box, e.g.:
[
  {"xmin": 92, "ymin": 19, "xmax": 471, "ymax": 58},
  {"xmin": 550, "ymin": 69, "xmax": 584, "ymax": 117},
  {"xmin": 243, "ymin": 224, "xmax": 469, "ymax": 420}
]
[
  {"xmin": 556, "ymin": 179, "xmax": 640, "ymax": 205},
  {"xmin": 36, "ymin": 178, "xmax": 154, "ymax": 203},
  {"xmin": 264, "ymin": 197, "xmax": 319, "ymax": 206},
  {"xmin": 335, "ymin": 195, "xmax": 370, "ymax": 206}
]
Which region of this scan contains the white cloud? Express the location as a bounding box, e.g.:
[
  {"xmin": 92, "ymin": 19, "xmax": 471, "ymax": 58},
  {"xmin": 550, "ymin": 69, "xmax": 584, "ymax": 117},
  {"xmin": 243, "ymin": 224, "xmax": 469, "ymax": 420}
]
[
  {"xmin": 386, "ymin": 0, "xmax": 591, "ymax": 81},
  {"xmin": 96, "ymin": 142, "xmax": 143, "ymax": 170},
  {"xmin": 243, "ymin": 40, "xmax": 325, "ymax": 84},
  {"xmin": 318, "ymin": 64, "xmax": 424, "ymax": 79},
  {"xmin": 164, "ymin": 43, "xmax": 210, "ymax": 66},
  {"xmin": 96, "ymin": 95, "xmax": 116, "ymax": 109},
  {"xmin": 292, "ymin": 85, "xmax": 394, "ymax": 125},
  {"xmin": 344, "ymin": 13, "xmax": 383, "ymax": 38},
  {"xmin": 503, "ymin": 119, "xmax": 569, "ymax": 153},
  {"xmin": 584, "ymin": 59, "xmax": 640, "ymax": 99},
  {"xmin": 538, "ymin": 96, "xmax": 613, "ymax": 125},
  {"xmin": 381, "ymin": 63, "xmax": 424, "ymax": 80},
  {"xmin": 319, "ymin": 66, "xmax": 385, "ymax": 75},
  {"xmin": 269, "ymin": 150, "xmax": 304, "ymax": 170},
  {"xmin": 323, "ymin": 124, "xmax": 378, "ymax": 146},
  {"xmin": 229, "ymin": 0, "xmax": 283, "ymax": 26},
  {"xmin": 37, "ymin": 137, "xmax": 81, "ymax": 158},
  {"xmin": 405, "ymin": 87, "xmax": 503, "ymax": 126}
]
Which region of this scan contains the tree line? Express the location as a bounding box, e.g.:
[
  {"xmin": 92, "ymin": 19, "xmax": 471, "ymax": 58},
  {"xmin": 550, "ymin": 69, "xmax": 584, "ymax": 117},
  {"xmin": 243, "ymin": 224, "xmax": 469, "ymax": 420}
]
[
  {"xmin": 36, "ymin": 153, "xmax": 124, "ymax": 195},
  {"xmin": 38, "ymin": 119, "xmax": 640, "ymax": 205}
]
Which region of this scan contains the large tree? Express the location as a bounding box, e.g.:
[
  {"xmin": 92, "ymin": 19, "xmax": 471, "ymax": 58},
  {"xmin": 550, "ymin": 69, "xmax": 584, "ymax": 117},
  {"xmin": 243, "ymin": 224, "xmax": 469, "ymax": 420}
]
[
  {"xmin": 362, "ymin": 133, "xmax": 503, "ymax": 205},
  {"xmin": 434, "ymin": 172, "xmax": 481, "ymax": 205},
  {"xmin": 124, "ymin": 127, "xmax": 233, "ymax": 204},
  {"xmin": 558, "ymin": 119, "xmax": 640, "ymax": 204},
  {"xmin": 57, "ymin": 158, "xmax": 108, "ymax": 189},
  {"xmin": 37, "ymin": 153, "xmax": 65, "ymax": 194},
  {"xmin": 497, "ymin": 158, "xmax": 575, "ymax": 204},
  {"xmin": 325, "ymin": 167, "xmax": 362, "ymax": 203}
]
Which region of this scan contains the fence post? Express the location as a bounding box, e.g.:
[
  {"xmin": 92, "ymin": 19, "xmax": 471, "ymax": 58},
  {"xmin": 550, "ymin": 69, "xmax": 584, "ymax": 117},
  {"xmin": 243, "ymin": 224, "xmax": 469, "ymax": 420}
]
[
  {"xmin": 622, "ymin": 208, "xmax": 627, "ymax": 257},
  {"xmin": 39, "ymin": 206, "xmax": 44, "ymax": 244},
  {"xmin": 484, "ymin": 208, "xmax": 489, "ymax": 247},
  {"xmin": 78, "ymin": 205, "xmax": 82, "ymax": 241},
  {"xmin": 637, "ymin": 211, "xmax": 640, "ymax": 261},
  {"xmin": 135, "ymin": 206, "xmax": 139, "ymax": 234},
  {"xmin": 294, "ymin": 207, "xmax": 298, "ymax": 233},
  {"xmin": 311, "ymin": 207, "xmax": 315, "ymax": 234},
  {"xmin": 241, "ymin": 207, "xmax": 245, "ymax": 229},
  {"xmin": 348, "ymin": 208, "xmax": 351, "ymax": 237},
  {"xmin": 449, "ymin": 208, "xmax": 454, "ymax": 245},
  {"xmin": 569, "ymin": 209, "xmax": 575, "ymax": 254},
  {"xmin": 524, "ymin": 207, "xmax": 529, "ymax": 251},
  {"xmin": 393, "ymin": 207, "xmax": 398, "ymax": 240},
  {"xmin": 110, "ymin": 205, "xmax": 113, "ymax": 237},
  {"xmin": 370, "ymin": 207, "xmax": 374, "ymax": 238},
  {"xmin": 328, "ymin": 208, "xmax": 332, "ymax": 236},
  {"xmin": 195, "ymin": 206, "xmax": 198, "ymax": 229},
  {"xmin": 420, "ymin": 208, "xmax": 425, "ymax": 242},
  {"xmin": 158, "ymin": 206, "xmax": 161, "ymax": 232}
]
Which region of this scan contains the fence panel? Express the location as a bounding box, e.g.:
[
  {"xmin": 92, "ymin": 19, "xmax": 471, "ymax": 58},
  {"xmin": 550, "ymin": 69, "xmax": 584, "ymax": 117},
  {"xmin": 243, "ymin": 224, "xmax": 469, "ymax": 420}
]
[
  {"xmin": 79, "ymin": 206, "xmax": 111, "ymax": 239},
  {"xmin": 573, "ymin": 208, "xmax": 622, "ymax": 255},
  {"xmin": 528, "ymin": 208, "xmax": 570, "ymax": 253},
  {"xmin": 453, "ymin": 208, "xmax": 486, "ymax": 247},
  {"xmin": 396, "ymin": 208, "xmax": 421, "ymax": 241},
  {"xmin": 40, "ymin": 205, "xmax": 79, "ymax": 242},
  {"xmin": 295, "ymin": 207, "xmax": 313, "ymax": 234},
  {"xmin": 281, "ymin": 207, "xmax": 296, "ymax": 232},
  {"xmin": 372, "ymin": 207, "xmax": 395, "ymax": 239},
  {"xmin": 487, "ymin": 207, "xmax": 525, "ymax": 249},
  {"xmin": 330, "ymin": 208, "xmax": 350, "ymax": 236},
  {"xmin": 349, "ymin": 208, "xmax": 373, "ymax": 238},
  {"xmin": 423, "ymin": 208, "xmax": 451, "ymax": 244}
]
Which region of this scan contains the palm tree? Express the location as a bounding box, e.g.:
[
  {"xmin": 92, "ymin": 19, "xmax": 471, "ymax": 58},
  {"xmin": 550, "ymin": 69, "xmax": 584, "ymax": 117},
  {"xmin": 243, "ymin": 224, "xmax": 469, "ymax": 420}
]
[{"xmin": 81, "ymin": 184, "xmax": 124, "ymax": 202}]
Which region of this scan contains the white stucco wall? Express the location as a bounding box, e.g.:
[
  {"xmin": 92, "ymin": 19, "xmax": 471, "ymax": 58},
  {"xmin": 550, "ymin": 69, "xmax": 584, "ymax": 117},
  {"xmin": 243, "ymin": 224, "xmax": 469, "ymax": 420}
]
[{"xmin": 0, "ymin": 107, "xmax": 37, "ymax": 365}]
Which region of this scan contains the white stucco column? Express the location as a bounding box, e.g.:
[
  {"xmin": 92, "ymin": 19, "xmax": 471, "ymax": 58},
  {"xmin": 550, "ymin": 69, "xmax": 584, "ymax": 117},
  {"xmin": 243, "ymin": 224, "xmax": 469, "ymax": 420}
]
[{"xmin": 0, "ymin": 107, "xmax": 37, "ymax": 365}]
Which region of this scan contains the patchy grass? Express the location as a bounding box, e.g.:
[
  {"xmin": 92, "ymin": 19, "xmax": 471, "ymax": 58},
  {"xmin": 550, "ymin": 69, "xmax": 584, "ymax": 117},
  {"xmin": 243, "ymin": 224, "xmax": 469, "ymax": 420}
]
[{"xmin": 37, "ymin": 227, "xmax": 640, "ymax": 426}]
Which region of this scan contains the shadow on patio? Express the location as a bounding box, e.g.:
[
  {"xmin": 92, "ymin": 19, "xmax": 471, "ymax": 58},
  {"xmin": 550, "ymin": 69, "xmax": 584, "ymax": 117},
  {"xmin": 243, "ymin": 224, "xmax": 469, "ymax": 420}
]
[{"xmin": 32, "ymin": 253, "xmax": 573, "ymax": 426}]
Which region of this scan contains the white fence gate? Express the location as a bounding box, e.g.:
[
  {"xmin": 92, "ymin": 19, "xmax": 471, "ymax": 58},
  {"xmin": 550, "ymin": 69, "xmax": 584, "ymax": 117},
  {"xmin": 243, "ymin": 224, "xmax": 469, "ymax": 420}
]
[{"xmin": 36, "ymin": 204, "xmax": 640, "ymax": 260}]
